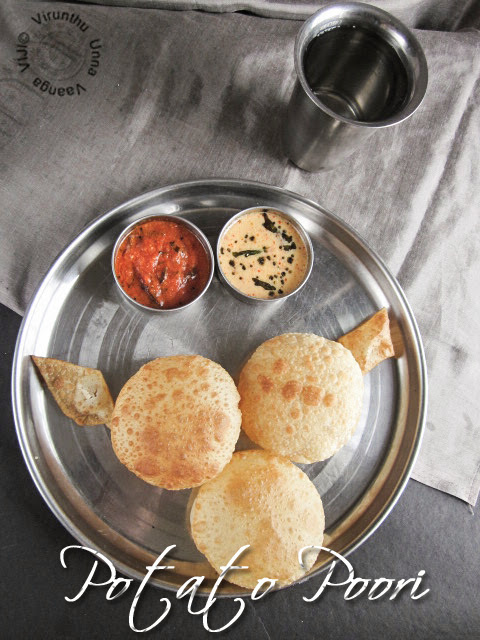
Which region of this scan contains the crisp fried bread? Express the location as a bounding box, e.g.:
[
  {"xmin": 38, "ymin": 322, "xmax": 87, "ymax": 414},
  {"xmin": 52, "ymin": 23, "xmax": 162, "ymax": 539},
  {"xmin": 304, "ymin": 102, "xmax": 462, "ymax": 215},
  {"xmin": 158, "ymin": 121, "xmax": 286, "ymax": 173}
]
[
  {"xmin": 32, "ymin": 356, "xmax": 114, "ymax": 426},
  {"xmin": 110, "ymin": 355, "xmax": 241, "ymax": 490},
  {"xmin": 190, "ymin": 449, "xmax": 325, "ymax": 589},
  {"xmin": 238, "ymin": 333, "xmax": 363, "ymax": 463},
  {"xmin": 338, "ymin": 308, "xmax": 395, "ymax": 374}
]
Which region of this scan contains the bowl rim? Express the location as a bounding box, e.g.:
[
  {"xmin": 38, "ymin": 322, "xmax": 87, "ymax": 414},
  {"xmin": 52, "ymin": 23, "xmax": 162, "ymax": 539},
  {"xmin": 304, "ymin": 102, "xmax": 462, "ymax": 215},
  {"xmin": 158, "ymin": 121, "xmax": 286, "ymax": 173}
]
[{"xmin": 111, "ymin": 213, "xmax": 215, "ymax": 313}]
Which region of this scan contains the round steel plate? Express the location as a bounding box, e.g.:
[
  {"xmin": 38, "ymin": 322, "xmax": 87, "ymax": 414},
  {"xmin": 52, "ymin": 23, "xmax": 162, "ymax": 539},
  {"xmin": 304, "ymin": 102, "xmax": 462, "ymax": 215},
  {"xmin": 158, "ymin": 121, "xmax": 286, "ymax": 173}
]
[{"xmin": 12, "ymin": 179, "xmax": 427, "ymax": 595}]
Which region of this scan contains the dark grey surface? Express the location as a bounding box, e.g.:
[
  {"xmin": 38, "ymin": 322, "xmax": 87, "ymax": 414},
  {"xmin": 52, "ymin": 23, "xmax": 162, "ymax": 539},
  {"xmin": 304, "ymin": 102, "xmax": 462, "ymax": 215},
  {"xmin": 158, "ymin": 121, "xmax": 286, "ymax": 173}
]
[{"xmin": 1, "ymin": 301, "xmax": 479, "ymax": 639}]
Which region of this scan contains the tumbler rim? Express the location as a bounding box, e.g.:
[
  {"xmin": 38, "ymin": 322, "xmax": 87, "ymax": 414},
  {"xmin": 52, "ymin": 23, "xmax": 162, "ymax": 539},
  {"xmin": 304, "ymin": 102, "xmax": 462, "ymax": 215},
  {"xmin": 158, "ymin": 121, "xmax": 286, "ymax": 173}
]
[{"xmin": 294, "ymin": 2, "xmax": 428, "ymax": 129}]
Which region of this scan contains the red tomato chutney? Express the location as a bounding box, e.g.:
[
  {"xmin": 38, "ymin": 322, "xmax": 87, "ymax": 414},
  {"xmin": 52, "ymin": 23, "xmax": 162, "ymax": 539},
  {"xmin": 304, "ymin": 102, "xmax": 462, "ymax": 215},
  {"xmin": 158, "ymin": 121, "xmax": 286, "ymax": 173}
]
[{"xmin": 114, "ymin": 219, "xmax": 211, "ymax": 309}]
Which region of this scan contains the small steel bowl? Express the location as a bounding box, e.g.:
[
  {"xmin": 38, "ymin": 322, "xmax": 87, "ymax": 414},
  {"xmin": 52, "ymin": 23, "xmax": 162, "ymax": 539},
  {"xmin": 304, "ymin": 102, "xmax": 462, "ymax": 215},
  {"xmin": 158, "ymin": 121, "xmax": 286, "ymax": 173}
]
[
  {"xmin": 216, "ymin": 206, "xmax": 314, "ymax": 304},
  {"xmin": 112, "ymin": 214, "xmax": 214, "ymax": 313}
]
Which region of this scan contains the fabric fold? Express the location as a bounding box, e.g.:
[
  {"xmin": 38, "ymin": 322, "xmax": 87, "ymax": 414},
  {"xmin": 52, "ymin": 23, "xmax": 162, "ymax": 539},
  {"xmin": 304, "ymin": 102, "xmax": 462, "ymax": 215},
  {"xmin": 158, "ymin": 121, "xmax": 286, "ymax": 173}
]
[{"xmin": 66, "ymin": 0, "xmax": 480, "ymax": 29}]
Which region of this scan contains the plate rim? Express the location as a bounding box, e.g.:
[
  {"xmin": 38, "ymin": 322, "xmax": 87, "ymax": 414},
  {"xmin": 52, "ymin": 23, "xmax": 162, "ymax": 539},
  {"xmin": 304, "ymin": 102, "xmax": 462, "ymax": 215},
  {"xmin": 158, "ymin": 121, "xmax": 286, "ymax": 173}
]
[{"xmin": 11, "ymin": 178, "xmax": 428, "ymax": 596}]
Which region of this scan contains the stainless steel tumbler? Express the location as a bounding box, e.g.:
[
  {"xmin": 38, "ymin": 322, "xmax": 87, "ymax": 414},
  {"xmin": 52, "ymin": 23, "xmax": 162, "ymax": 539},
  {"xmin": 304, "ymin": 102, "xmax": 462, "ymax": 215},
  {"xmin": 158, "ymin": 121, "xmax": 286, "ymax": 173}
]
[{"xmin": 283, "ymin": 3, "xmax": 428, "ymax": 171}]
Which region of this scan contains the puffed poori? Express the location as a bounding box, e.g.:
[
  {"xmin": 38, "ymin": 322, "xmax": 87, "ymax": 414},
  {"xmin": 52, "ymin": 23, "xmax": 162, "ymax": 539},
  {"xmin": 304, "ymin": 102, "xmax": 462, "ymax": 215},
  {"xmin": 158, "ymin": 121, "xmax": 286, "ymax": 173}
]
[
  {"xmin": 238, "ymin": 333, "xmax": 363, "ymax": 463},
  {"xmin": 190, "ymin": 449, "xmax": 325, "ymax": 589},
  {"xmin": 110, "ymin": 355, "xmax": 241, "ymax": 490}
]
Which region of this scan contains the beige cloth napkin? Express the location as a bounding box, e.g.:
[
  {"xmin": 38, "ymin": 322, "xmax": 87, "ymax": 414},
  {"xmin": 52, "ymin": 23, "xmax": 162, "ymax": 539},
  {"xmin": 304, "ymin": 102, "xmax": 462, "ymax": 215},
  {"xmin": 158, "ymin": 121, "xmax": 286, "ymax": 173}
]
[{"xmin": 1, "ymin": 1, "xmax": 479, "ymax": 504}]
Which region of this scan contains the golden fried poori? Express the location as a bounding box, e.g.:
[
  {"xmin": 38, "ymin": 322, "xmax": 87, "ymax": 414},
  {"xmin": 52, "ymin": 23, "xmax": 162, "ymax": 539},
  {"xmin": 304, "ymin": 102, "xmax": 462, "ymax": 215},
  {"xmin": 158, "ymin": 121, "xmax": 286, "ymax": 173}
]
[
  {"xmin": 110, "ymin": 355, "xmax": 241, "ymax": 490},
  {"xmin": 190, "ymin": 449, "xmax": 325, "ymax": 589},
  {"xmin": 238, "ymin": 333, "xmax": 363, "ymax": 463}
]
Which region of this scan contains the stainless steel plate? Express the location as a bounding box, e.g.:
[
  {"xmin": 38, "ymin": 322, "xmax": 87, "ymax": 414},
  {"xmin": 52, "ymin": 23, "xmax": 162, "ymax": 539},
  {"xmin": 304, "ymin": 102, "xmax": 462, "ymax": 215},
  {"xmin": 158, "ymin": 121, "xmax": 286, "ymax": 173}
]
[{"xmin": 12, "ymin": 179, "xmax": 427, "ymax": 595}]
